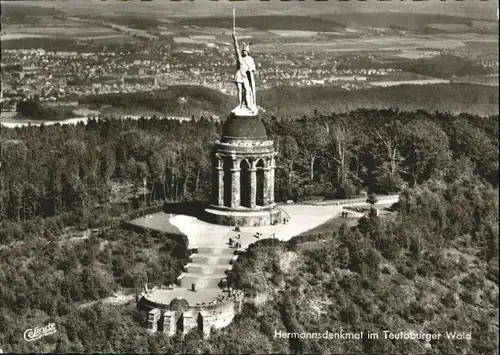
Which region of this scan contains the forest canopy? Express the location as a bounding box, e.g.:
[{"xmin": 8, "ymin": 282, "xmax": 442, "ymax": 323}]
[{"xmin": 1, "ymin": 108, "xmax": 497, "ymax": 233}]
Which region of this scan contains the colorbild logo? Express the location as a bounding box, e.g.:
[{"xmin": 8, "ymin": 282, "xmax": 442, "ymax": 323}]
[{"xmin": 23, "ymin": 323, "xmax": 57, "ymax": 342}]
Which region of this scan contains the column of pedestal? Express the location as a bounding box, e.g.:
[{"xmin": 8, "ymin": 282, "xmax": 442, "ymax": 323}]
[
  {"xmin": 249, "ymin": 168, "xmax": 257, "ymax": 208},
  {"xmin": 269, "ymin": 159, "xmax": 275, "ymax": 204},
  {"xmin": 163, "ymin": 311, "xmax": 176, "ymax": 336},
  {"xmin": 231, "ymin": 162, "xmax": 241, "ymax": 208},
  {"xmin": 263, "ymin": 167, "xmax": 271, "ymax": 206},
  {"xmin": 211, "ymin": 167, "xmax": 217, "ymax": 205},
  {"xmin": 217, "ymin": 166, "xmax": 224, "ymax": 206}
]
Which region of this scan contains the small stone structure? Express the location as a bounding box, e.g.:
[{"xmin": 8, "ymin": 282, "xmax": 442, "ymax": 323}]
[
  {"xmin": 146, "ymin": 308, "xmax": 162, "ymax": 333},
  {"xmin": 142, "ymin": 291, "xmax": 244, "ymax": 339}
]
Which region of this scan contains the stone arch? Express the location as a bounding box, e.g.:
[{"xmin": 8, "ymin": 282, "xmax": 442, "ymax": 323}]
[
  {"xmin": 256, "ymin": 158, "xmax": 265, "ymax": 206},
  {"xmin": 176, "ymin": 314, "xmax": 184, "ymax": 334},
  {"xmin": 170, "ymin": 298, "xmax": 190, "ymax": 312},
  {"xmin": 197, "ymin": 313, "xmax": 204, "ymax": 333},
  {"xmin": 240, "ymin": 159, "xmax": 251, "ymax": 208},
  {"xmin": 250, "ymin": 158, "xmax": 258, "ymax": 170},
  {"xmin": 212, "ymin": 154, "xmax": 219, "ymax": 168},
  {"xmin": 215, "ymin": 155, "xmax": 223, "ymax": 169},
  {"xmin": 223, "ymin": 156, "xmax": 232, "ymax": 207}
]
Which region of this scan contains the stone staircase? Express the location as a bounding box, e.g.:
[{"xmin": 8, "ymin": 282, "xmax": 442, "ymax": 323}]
[
  {"xmin": 186, "ymin": 264, "xmax": 232, "ymax": 274},
  {"xmin": 177, "ymin": 247, "xmax": 236, "ymax": 290},
  {"xmin": 190, "ymin": 254, "xmax": 236, "ymax": 265}
]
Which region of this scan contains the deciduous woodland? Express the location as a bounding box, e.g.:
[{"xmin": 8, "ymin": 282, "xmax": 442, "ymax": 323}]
[
  {"xmin": 1, "ymin": 109, "xmax": 497, "ymax": 229},
  {"xmin": 0, "ymin": 107, "xmax": 498, "ymax": 353}
]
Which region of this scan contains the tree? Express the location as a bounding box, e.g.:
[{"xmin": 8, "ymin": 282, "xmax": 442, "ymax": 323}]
[
  {"xmin": 400, "ymin": 119, "xmax": 451, "ymax": 185},
  {"xmin": 372, "ymin": 114, "xmax": 406, "ymax": 192},
  {"xmin": 366, "ymin": 193, "xmax": 378, "ymax": 206},
  {"xmin": 366, "ymin": 193, "xmax": 379, "ymax": 218},
  {"xmin": 276, "ymin": 135, "xmax": 300, "ymax": 195},
  {"xmin": 330, "ymin": 123, "xmax": 354, "ymax": 186},
  {"xmin": 295, "ymin": 119, "xmax": 328, "ymax": 182},
  {"xmin": 450, "ymin": 118, "xmax": 499, "ymax": 184}
]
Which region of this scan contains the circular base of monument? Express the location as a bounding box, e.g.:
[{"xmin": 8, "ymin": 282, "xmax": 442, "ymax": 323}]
[{"xmin": 204, "ymin": 206, "xmax": 282, "ymax": 227}]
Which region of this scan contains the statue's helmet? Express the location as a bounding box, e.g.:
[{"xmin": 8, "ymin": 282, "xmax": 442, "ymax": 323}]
[{"xmin": 242, "ymin": 42, "xmax": 251, "ymax": 55}]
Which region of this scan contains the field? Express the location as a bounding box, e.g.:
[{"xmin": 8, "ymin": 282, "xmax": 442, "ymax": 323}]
[
  {"xmin": 1, "ymin": 37, "xmax": 82, "ymax": 51},
  {"xmin": 2, "ymin": 26, "xmax": 118, "ymax": 38},
  {"xmin": 456, "ymin": 41, "xmax": 499, "ymax": 60},
  {"xmin": 2, "ymin": 1, "xmax": 497, "ymax": 60},
  {"xmin": 173, "ymin": 37, "xmax": 203, "ymax": 44},
  {"xmin": 1, "ymin": 0, "xmax": 497, "ymax": 20},
  {"xmin": 189, "ymin": 35, "xmax": 217, "ymax": 41},
  {"xmin": 158, "ymin": 31, "xmax": 176, "ymax": 37},
  {"xmin": 369, "ymin": 79, "xmax": 450, "ymax": 87},
  {"xmin": 177, "ymin": 16, "xmax": 345, "ymax": 32},
  {"xmin": 472, "ymin": 20, "xmax": 499, "ymax": 33},
  {"xmin": 1, "ymin": 34, "xmax": 50, "ymax": 40},
  {"xmin": 268, "ymin": 30, "xmax": 318, "ymax": 38},
  {"xmin": 251, "ymin": 35, "xmax": 469, "ymax": 54},
  {"xmin": 319, "ymin": 12, "xmax": 497, "ymax": 33},
  {"xmin": 1, "ymin": 6, "xmax": 157, "ymax": 46},
  {"xmin": 396, "ymin": 50, "xmax": 440, "ymax": 59},
  {"xmin": 81, "ymin": 34, "xmax": 134, "ymax": 41},
  {"xmin": 0, "ymin": 13, "xmax": 128, "ymax": 44},
  {"xmin": 428, "ymin": 23, "xmax": 470, "ymax": 32}
]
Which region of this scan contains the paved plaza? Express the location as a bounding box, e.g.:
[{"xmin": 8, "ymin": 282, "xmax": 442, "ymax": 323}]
[
  {"xmin": 131, "ymin": 199, "xmax": 398, "ymax": 250},
  {"xmin": 138, "ymin": 198, "xmax": 398, "ymax": 307},
  {"xmin": 170, "ymin": 201, "xmax": 397, "ymax": 249}
]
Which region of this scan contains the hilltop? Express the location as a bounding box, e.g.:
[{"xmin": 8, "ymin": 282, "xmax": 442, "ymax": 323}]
[
  {"xmin": 259, "ymin": 83, "xmax": 498, "ymax": 118},
  {"xmin": 337, "ymin": 55, "xmax": 496, "ymax": 79},
  {"xmin": 76, "ymin": 85, "xmax": 235, "ymax": 118},
  {"xmin": 73, "ymin": 83, "xmax": 498, "ymax": 119}
]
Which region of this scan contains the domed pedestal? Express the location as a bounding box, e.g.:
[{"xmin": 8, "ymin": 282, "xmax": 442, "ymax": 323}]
[{"xmin": 205, "ymin": 112, "xmax": 279, "ymax": 227}]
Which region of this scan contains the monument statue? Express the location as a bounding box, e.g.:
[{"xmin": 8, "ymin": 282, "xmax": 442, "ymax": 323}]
[{"xmin": 232, "ymin": 7, "xmax": 257, "ymax": 115}]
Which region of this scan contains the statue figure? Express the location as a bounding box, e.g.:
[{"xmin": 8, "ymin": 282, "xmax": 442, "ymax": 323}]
[
  {"xmin": 232, "ymin": 34, "xmax": 257, "ymax": 114},
  {"xmin": 231, "ymin": 7, "xmax": 257, "ymax": 115}
]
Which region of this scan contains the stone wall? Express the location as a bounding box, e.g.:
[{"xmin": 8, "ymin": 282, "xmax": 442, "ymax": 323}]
[
  {"xmin": 143, "ymin": 294, "xmax": 243, "ymax": 338},
  {"xmin": 203, "ymin": 207, "xmax": 282, "ymax": 227},
  {"xmin": 190, "ymin": 297, "xmax": 241, "ymax": 330},
  {"xmin": 306, "ymin": 194, "xmax": 399, "ymax": 206}
]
